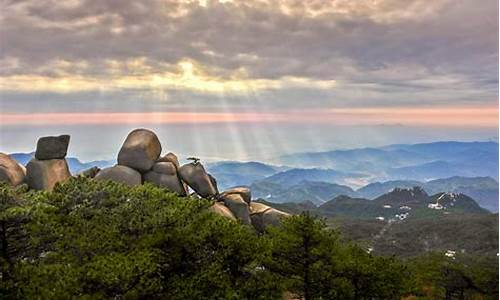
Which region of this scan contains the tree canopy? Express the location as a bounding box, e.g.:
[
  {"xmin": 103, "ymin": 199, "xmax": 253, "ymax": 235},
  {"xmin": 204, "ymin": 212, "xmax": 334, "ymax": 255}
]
[{"xmin": 0, "ymin": 178, "xmax": 497, "ymax": 299}]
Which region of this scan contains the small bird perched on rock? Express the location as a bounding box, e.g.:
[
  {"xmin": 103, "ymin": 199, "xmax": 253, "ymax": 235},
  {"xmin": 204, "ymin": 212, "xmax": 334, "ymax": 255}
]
[{"xmin": 187, "ymin": 157, "xmax": 200, "ymax": 165}]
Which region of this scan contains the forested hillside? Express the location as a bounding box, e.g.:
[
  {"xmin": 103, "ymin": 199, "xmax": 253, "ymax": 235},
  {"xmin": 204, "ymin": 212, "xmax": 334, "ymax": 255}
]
[{"xmin": 1, "ymin": 178, "xmax": 497, "ymax": 299}]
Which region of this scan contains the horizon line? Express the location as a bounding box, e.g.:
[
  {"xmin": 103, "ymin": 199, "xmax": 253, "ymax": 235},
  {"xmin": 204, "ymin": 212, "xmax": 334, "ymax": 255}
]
[{"xmin": 1, "ymin": 105, "xmax": 498, "ymax": 128}]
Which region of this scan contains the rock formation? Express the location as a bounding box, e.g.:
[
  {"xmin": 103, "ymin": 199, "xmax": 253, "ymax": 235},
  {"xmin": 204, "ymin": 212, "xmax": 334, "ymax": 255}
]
[
  {"xmin": 157, "ymin": 152, "xmax": 180, "ymax": 168},
  {"xmin": 178, "ymin": 162, "xmax": 218, "ymax": 198},
  {"xmin": 220, "ymin": 193, "xmax": 251, "ymax": 225},
  {"xmin": 144, "ymin": 162, "xmax": 187, "ymax": 195},
  {"xmin": 117, "ymin": 129, "xmax": 162, "ymax": 172},
  {"xmin": 5, "ymin": 128, "xmax": 290, "ymax": 231},
  {"xmin": 26, "ymin": 158, "xmax": 71, "ymax": 191},
  {"xmin": 26, "ymin": 135, "xmax": 71, "ymax": 191},
  {"xmin": 249, "ymin": 202, "xmax": 291, "ymax": 232},
  {"xmin": 220, "ymin": 187, "xmax": 251, "ymax": 204},
  {"xmin": 209, "ymin": 202, "xmax": 237, "ymax": 221},
  {"xmin": 35, "ymin": 134, "xmax": 70, "ymax": 160},
  {"xmin": 0, "ymin": 153, "xmax": 26, "ymax": 186},
  {"xmin": 95, "ymin": 165, "xmax": 141, "ymax": 187}
]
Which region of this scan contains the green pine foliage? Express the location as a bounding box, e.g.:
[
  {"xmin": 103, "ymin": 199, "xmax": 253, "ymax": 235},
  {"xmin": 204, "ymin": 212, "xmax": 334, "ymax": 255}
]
[{"xmin": 0, "ymin": 177, "xmax": 497, "ymax": 299}]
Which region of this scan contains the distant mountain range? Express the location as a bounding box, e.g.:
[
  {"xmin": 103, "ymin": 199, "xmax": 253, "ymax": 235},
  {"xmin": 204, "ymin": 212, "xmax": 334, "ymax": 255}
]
[
  {"xmin": 8, "ymin": 141, "xmax": 499, "ymax": 212},
  {"xmin": 357, "ymin": 176, "xmax": 499, "ymax": 212},
  {"xmin": 257, "ymin": 187, "xmax": 497, "ymax": 257},
  {"xmin": 206, "ymin": 161, "xmax": 285, "ymax": 189},
  {"xmin": 263, "ymin": 186, "xmax": 489, "ymax": 220},
  {"xmin": 251, "ymin": 176, "xmax": 498, "ymax": 212},
  {"xmin": 274, "ymin": 141, "xmax": 498, "ymax": 181},
  {"xmin": 251, "ymin": 180, "xmax": 357, "ymax": 205}
]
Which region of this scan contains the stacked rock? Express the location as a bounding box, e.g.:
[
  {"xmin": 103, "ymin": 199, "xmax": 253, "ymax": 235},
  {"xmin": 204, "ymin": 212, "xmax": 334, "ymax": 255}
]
[
  {"xmin": 0, "ymin": 128, "xmax": 290, "ymax": 232},
  {"xmin": 214, "ymin": 186, "xmax": 290, "ymax": 231},
  {"xmin": 94, "ymin": 128, "xmax": 290, "ymax": 231},
  {"xmin": 25, "ymin": 135, "xmax": 72, "ymax": 191},
  {"xmin": 95, "ymin": 128, "xmax": 158, "ymax": 186}
]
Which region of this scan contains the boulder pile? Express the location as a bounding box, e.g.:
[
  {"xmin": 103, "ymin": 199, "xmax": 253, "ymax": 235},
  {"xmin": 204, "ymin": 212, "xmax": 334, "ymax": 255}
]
[{"xmin": 0, "ymin": 128, "xmax": 289, "ymax": 232}]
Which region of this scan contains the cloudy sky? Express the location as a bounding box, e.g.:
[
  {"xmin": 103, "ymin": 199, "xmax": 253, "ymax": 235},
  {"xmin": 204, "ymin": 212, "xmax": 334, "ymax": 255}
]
[{"xmin": 0, "ymin": 0, "xmax": 498, "ymax": 161}]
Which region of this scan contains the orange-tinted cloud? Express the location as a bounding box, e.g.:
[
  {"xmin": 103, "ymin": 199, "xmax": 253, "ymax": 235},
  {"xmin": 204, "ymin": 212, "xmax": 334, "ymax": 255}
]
[{"xmin": 1, "ymin": 105, "xmax": 497, "ymax": 128}]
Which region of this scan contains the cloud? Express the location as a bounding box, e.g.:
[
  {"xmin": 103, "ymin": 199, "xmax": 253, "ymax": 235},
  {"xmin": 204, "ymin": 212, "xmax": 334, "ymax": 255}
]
[{"xmin": 0, "ymin": 0, "xmax": 497, "ymax": 115}]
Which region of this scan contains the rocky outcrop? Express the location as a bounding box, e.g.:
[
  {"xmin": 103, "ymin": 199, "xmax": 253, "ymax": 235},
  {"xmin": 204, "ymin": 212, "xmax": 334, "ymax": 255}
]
[
  {"xmin": 15, "ymin": 128, "xmax": 291, "ymax": 231},
  {"xmin": 144, "ymin": 162, "xmax": 187, "ymax": 195},
  {"xmin": 221, "ymin": 193, "xmax": 251, "ymax": 225},
  {"xmin": 179, "ymin": 162, "xmax": 218, "ymax": 198},
  {"xmin": 209, "ymin": 201, "xmax": 237, "ymax": 221},
  {"xmin": 118, "ymin": 129, "xmax": 162, "ymax": 172},
  {"xmin": 26, "ymin": 134, "xmax": 72, "ymax": 191},
  {"xmin": 249, "ymin": 202, "xmax": 290, "ymax": 232},
  {"xmin": 0, "ymin": 153, "xmax": 26, "ymax": 186},
  {"xmin": 25, "ymin": 158, "xmax": 71, "ymax": 191},
  {"xmin": 35, "ymin": 135, "xmax": 70, "ymax": 160},
  {"xmin": 95, "ymin": 165, "xmax": 141, "ymax": 187},
  {"xmin": 220, "ymin": 187, "xmax": 251, "ymax": 204}
]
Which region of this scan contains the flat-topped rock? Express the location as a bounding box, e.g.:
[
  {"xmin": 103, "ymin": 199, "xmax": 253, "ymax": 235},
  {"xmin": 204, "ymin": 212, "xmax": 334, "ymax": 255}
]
[
  {"xmin": 220, "ymin": 187, "xmax": 251, "ymax": 204},
  {"xmin": 26, "ymin": 158, "xmax": 71, "ymax": 191},
  {"xmin": 248, "ymin": 202, "xmax": 272, "ymax": 214},
  {"xmin": 35, "ymin": 135, "xmax": 70, "ymax": 160},
  {"xmin": 0, "ymin": 153, "xmax": 26, "ymax": 186},
  {"xmin": 95, "ymin": 165, "xmax": 141, "ymax": 187},
  {"xmin": 117, "ymin": 129, "xmax": 161, "ymax": 172},
  {"xmin": 178, "ymin": 162, "xmax": 218, "ymax": 198}
]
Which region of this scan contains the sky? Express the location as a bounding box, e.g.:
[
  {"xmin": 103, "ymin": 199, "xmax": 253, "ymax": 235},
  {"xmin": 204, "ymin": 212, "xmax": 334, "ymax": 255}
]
[{"xmin": 0, "ymin": 0, "xmax": 498, "ymax": 161}]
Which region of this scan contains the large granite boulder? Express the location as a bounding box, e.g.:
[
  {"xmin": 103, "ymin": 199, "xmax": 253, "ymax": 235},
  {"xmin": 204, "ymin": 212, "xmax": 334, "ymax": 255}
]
[
  {"xmin": 208, "ymin": 201, "xmax": 237, "ymax": 221},
  {"xmin": 95, "ymin": 165, "xmax": 141, "ymax": 186},
  {"xmin": 144, "ymin": 162, "xmax": 187, "ymax": 195},
  {"xmin": 220, "ymin": 187, "xmax": 251, "ymax": 204},
  {"xmin": 25, "ymin": 158, "xmax": 71, "ymax": 191},
  {"xmin": 157, "ymin": 152, "xmax": 180, "ymax": 169},
  {"xmin": 117, "ymin": 129, "xmax": 161, "ymax": 172},
  {"xmin": 221, "ymin": 194, "xmax": 251, "ymax": 225},
  {"xmin": 0, "ymin": 153, "xmax": 26, "ymax": 186},
  {"xmin": 249, "ymin": 202, "xmax": 290, "ymax": 232},
  {"xmin": 35, "ymin": 135, "xmax": 70, "ymax": 160},
  {"xmin": 178, "ymin": 162, "xmax": 218, "ymax": 198}
]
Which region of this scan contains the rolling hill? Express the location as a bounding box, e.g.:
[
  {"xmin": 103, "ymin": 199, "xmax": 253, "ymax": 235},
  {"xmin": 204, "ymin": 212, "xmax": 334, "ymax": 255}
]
[
  {"xmin": 357, "ymin": 176, "xmax": 499, "ymax": 212},
  {"xmin": 258, "ymin": 188, "xmax": 497, "ymax": 258},
  {"xmin": 251, "ymin": 180, "xmax": 356, "ymax": 205}
]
